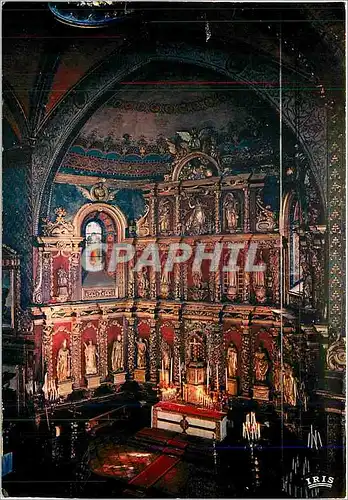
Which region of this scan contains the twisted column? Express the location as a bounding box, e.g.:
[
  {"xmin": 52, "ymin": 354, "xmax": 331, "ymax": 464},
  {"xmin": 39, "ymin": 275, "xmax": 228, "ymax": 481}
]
[
  {"xmin": 127, "ymin": 317, "xmax": 136, "ymax": 374},
  {"xmin": 71, "ymin": 318, "xmax": 82, "ymax": 388},
  {"xmin": 240, "ymin": 325, "xmax": 252, "ymax": 397},
  {"xmin": 149, "ymin": 319, "xmax": 158, "ymax": 383},
  {"xmin": 173, "ymin": 322, "xmax": 181, "ymax": 384}
]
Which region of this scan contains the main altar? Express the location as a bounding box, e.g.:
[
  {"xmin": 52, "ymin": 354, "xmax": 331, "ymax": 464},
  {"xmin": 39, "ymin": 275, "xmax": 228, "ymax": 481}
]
[{"xmin": 152, "ymin": 335, "xmax": 228, "ymax": 441}]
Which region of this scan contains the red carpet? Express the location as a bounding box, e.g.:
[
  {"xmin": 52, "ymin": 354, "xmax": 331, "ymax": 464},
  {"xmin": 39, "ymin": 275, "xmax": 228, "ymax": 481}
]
[{"xmin": 128, "ymin": 436, "xmax": 188, "ymax": 488}]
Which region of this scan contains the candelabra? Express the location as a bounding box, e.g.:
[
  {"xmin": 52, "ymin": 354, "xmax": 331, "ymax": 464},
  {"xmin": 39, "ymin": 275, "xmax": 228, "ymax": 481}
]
[
  {"xmin": 242, "ymin": 412, "xmax": 261, "ymax": 442},
  {"xmin": 307, "ymin": 425, "xmax": 323, "ymax": 450}
]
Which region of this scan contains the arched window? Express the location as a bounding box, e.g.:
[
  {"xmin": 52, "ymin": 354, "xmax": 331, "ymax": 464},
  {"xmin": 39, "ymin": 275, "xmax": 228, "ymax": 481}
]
[
  {"xmin": 81, "ymin": 214, "xmax": 115, "ymax": 288},
  {"xmin": 85, "ymin": 220, "xmax": 103, "ymax": 270}
]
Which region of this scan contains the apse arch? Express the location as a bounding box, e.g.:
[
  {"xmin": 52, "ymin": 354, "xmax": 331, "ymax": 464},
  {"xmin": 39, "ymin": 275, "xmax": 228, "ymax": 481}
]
[{"xmin": 33, "ymin": 42, "xmax": 326, "ymax": 233}]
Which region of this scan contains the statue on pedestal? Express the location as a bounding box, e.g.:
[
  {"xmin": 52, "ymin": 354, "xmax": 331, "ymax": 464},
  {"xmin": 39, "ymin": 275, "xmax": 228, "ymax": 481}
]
[
  {"xmin": 111, "ymin": 335, "xmax": 123, "ymax": 372},
  {"xmin": 186, "ymin": 197, "xmax": 206, "ymax": 235},
  {"xmin": 57, "ymin": 339, "xmax": 71, "ymax": 382},
  {"xmin": 158, "ymin": 200, "xmax": 171, "ymax": 233},
  {"xmin": 253, "ymin": 252, "xmax": 267, "ymax": 303},
  {"xmin": 227, "ymin": 343, "xmax": 238, "ymax": 378},
  {"xmin": 224, "ymin": 193, "xmax": 239, "ymax": 232},
  {"xmin": 84, "ymin": 340, "xmax": 98, "ymax": 375},
  {"xmin": 254, "ymin": 346, "xmax": 269, "ymax": 383},
  {"xmin": 137, "ymin": 268, "xmax": 149, "ymax": 298},
  {"xmin": 283, "ymin": 363, "xmax": 297, "ymax": 406},
  {"xmin": 136, "ymin": 337, "xmax": 147, "ymax": 369},
  {"xmin": 162, "ymin": 347, "xmax": 170, "ymax": 371}
]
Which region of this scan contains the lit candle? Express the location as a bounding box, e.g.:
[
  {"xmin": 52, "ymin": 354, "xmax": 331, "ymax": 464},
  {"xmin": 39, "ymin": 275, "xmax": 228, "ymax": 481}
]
[
  {"xmin": 225, "ymin": 367, "xmax": 228, "ymax": 391},
  {"xmin": 170, "ymin": 358, "xmax": 173, "ymax": 383},
  {"xmin": 216, "ymin": 365, "xmax": 219, "ymax": 391},
  {"xmin": 207, "ymin": 362, "xmax": 210, "ymax": 390},
  {"xmin": 161, "ymin": 360, "xmax": 164, "ymax": 381}
]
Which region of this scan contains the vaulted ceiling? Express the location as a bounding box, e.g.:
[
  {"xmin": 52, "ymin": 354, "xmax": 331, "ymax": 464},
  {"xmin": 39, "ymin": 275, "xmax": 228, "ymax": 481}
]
[{"xmin": 3, "ymin": 2, "xmax": 344, "ymax": 147}]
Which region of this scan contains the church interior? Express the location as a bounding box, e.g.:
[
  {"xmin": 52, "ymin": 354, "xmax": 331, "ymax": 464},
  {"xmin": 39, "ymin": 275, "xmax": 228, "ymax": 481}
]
[{"xmin": 2, "ymin": 2, "xmax": 346, "ymax": 498}]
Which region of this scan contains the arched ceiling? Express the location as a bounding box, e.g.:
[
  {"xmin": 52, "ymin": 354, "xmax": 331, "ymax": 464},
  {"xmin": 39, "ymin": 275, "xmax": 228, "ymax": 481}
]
[
  {"xmin": 2, "ymin": 2, "xmax": 344, "ymax": 229},
  {"xmin": 3, "ymin": 2, "xmax": 344, "ymax": 141}
]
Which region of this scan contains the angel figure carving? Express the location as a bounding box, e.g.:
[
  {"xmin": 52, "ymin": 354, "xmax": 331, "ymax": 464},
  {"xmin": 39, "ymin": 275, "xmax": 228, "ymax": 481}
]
[
  {"xmin": 166, "ymin": 128, "xmax": 215, "ymax": 159},
  {"xmin": 76, "ymin": 179, "xmax": 118, "ymax": 203}
]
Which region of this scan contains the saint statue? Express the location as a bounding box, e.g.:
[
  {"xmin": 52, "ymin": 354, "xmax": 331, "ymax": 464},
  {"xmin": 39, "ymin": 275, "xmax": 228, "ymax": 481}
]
[
  {"xmin": 159, "ymin": 201, "xmax": 171, "ymax": 233},
  {"xmin": 227, "ymin": 270, "xmax": 238, "ymax": 300},
  {"xmin": 57, "ymin": 268, "xmax": 69, "ymax": 297},
  {"xmin": 227, "ymin": 343, "xmax": 238, "ymax": 378},
  {"xmin": 283, "ymin": 363, "xmax": 297, "ymax": 406},
  {"xmin": 254, "ymin": 346, "xmax": 269, "ymax": 383},
  {"xmin": 185, "ymin": 197, "xmax": 206, "ymax": 235},
  {"xmin": 136, "ymin": 338, "xmax": 147, "ymax": 369},
  {"xmin": 57, "ymin": 339, "xmax": 71, "ymax": 382},
  {"xmin": 253, "ymin": 252, "xmax": 267, "ymax": 303},
  {"xmin": 162, "ymin": 348, "xmax": 170, "ymax": 371},
  {"xmin": 224, "ymin": 193, "xmax": 239, "ymax": 231},
  {"xmin": 138, "ymin": 268, "xmax": 149, "ymax": 297},
  {"xmin": 253, "ymin": 252, "xmax": 266, "ymax": 287},
  {"xmin": 84, "ymin": 340, "xmax": 98, "ymax": 376},
  {"xmin": 111, "ymin": 335, "xmax": 123, "ymax": 372},
  {"xmin": 273, "ymin": 360, "xmax": 282, "ymax": 393},
  {"xmin": 160, "ymin": 269, "xmax": 171, "ymax": 298}
]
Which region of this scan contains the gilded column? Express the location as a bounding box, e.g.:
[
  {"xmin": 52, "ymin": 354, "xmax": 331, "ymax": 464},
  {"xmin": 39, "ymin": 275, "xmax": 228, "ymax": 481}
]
[
  {"xmin": 42, "ymin": 251, "xmax": 52, "ymax": 303},
  {"xmin": 69, "ymin": 247, "xmax": 81, "ymax": 301},
  {"xmin": 149, "ymin": 319, "xmax": 158, "ymax": 383},
  {"xmin": 98, "ymin": 310, "xmax": 109, "ymax": 380},
  {"xmin": 174, "ymin": 263, "xmax": 182, "ymax": 299},
  {"xmin": 71, "ymin": 317, "xmax": 82, "ymax": 388},
  {"xmin": 269, "ymin": 246, "xmax": 280, "ymax": 305},
  {"xmin": 173, "ymin": 322, "xmax": 181, "ymax": 384},
  {"xmin": 127, "ymin": 244, "xmax": 135, "ymax": 298},
  {"xmin": 127, "ymin": 317, "xmax": 136, "ymax": 374},
  {"xmin": 149, "ymin": 186, "xmax": 157, "ymax": 236},
  {"xmin": 214, "ymin": 183, "xmax": 221, "ymax": 234},
  {"xmin": 240, "ymin": 324, "xmax": 252, "ymax": 397},
  {"xmin": 174, "ymin": 186, "xmax": 181, "ymax": 236},
  {"xmin": 243, "ymin": 187, "xmax": 250, "ymax": 233},
  {"xmin": 213, "ymin": 322, "xmax": 224, "ymax": 390}
]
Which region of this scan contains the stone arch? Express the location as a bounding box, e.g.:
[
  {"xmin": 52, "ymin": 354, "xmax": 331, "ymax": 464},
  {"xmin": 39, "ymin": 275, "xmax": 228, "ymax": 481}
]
[{"xmin": 32, "ymin": 42, "xmax": 327, "ymax": 232}]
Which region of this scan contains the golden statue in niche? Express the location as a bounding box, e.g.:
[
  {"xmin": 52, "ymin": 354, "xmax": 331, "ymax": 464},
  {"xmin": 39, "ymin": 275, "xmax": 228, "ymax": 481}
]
[
  {"xmin": 224, "ymin": 193, "xmax": 239, "ymax": 231},
  {"xmin": 57, "ymin": 339, "xmax": 71, "ymax": 382},
  {"xmin": 254, "ymin": 345, "xmax": 269, "ymax": 383},
  {"xmin": 158, "ymin": 199, "xmax": 171, "ymax": 234},
  {"xmin": 136, "ymin": 337, "xmax": 147, "ymax": 369},
  {"xmin": 226, "ymin": 343, "xmax": 238, "ymax": 378},
  {"xmin": 185, "ymin": 197, "xmax": 206, "ymax": 235}
]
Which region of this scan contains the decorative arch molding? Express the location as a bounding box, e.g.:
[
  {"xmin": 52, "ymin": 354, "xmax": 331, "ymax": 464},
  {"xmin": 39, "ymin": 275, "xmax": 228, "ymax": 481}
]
[
  {"xmin": 73, "ymin": 203, "xmax": 127, "ymax": 241},
  {"xmin": 32, "ymin": 42, "xmax": 328, "ymax": 232},
  {"xmin": 172, "ymin": 152, "xmax": 221, "ymax": 181}
]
